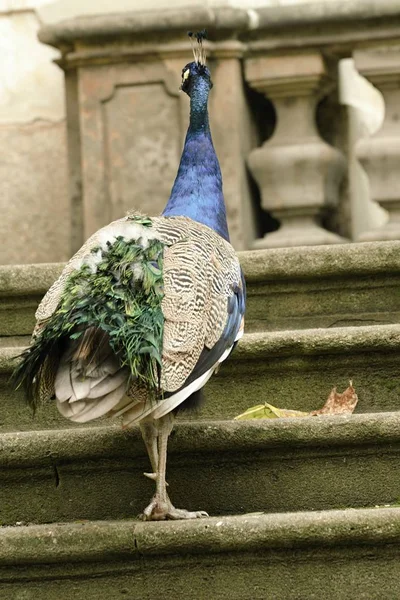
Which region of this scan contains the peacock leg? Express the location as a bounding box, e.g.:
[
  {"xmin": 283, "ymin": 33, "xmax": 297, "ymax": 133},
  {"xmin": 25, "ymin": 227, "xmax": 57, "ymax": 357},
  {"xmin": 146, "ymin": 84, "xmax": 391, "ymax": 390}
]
[
  {"xmin": 141, "ymin": 413, "xmax": 208, "ymax": 521},
  {"xmin": 141, "ymin": 413, "xmax": 172, "ymax": 520},
  {"xmin": 139, "ymin": 419, "xmax": 159, "ymax": 481}
]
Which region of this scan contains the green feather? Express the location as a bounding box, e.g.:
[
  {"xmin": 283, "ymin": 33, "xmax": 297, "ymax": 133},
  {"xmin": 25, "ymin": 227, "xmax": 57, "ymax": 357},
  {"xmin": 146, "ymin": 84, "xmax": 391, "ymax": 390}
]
[{"xmin": 13, "ymin": 220, "xmax": 165, "ymax": 410}]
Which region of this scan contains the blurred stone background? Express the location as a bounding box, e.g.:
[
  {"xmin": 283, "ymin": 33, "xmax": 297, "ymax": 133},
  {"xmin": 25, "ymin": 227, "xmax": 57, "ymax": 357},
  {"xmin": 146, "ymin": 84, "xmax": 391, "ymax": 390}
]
[{"xmin": 0, "ymin": 0, "xmax": 394, "ymax": 264}]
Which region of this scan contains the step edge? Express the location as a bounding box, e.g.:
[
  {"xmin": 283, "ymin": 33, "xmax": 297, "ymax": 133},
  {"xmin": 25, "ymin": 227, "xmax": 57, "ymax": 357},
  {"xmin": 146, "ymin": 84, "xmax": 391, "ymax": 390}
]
[
  {"xmin": 3, "ymin": 413, "xmax": 400, "ymax": 468},
  {"xmin": 236, "ymin": 323, "xmax": 400, "ymax": 359},
  {"xmin": 2, "ymin": 242, "xmax": 400, "ymax": 296},
  {"xmin": 1, "ymin": 507, "xmax": 400, "ymax": 566},
  {"xmin": 0, "ymin": 263, "xmax": 63, "ymax": 297},
  {"xmin": 3, "ymin": 323, "xmax": 400, "ymax": 372},
  {"xmin": 240, "ymin": 241, "xmax": 400, "ymax": 282}
]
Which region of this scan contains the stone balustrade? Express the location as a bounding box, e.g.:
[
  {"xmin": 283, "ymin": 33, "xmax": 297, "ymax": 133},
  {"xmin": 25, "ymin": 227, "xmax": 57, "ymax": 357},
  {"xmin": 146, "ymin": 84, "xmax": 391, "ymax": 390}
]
[
  {"xmin": 245, "ymin": 51, "xmax": 346, "ymax": 248},
  {"xmin": 37, "ymin": 0, "xmax": 400, "ymax": 253},
  {"xmin": 355, "ymin": 46, "xmax": 400, "ymax": 241},
  {"xmin": 243, "ymin": 0, "xmax": 400, "ymax": 247}
]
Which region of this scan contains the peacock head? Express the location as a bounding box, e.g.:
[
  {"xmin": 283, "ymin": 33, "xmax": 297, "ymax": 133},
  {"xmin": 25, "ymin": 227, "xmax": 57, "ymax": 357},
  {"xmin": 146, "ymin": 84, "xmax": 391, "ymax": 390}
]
[
  {"xmin": 180, "ymin": 30, "xmax": 213, "ymax": 97},
  {"xmin": 180, "ymin": 61, "xmax": 213, "ymax": 96}
]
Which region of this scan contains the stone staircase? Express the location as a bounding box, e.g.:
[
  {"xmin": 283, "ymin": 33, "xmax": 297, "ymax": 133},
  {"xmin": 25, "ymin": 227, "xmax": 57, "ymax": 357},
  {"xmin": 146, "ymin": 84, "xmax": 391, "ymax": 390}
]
[{"xmin": 1, "ymin": 241, "xmax": 400, "ymax": 599}]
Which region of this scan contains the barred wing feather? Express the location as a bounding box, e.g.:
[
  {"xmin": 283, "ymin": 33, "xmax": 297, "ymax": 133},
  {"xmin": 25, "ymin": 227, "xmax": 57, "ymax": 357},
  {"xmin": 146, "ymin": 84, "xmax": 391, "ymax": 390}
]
[{"xmin": 120, "ymin": 220, "xmax": 245, "ymax": 424}]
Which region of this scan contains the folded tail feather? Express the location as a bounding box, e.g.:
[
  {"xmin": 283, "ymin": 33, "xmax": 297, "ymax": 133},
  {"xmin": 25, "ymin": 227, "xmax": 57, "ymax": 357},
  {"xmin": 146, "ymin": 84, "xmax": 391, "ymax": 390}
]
[{"xmin": 53, "ymin": 328, "xmax": 130, "ymax": 422}]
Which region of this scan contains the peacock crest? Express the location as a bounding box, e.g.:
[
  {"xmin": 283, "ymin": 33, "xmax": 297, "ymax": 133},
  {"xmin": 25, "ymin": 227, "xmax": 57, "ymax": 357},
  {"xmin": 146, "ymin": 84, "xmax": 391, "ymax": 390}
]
[{"xmin": 188, "ymin": 29, "xmax": 207, "ymax": 65}]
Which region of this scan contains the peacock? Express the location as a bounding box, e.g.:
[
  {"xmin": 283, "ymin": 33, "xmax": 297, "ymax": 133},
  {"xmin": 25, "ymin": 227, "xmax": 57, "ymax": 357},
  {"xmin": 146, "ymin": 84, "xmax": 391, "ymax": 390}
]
[{"xmin": 13, "ymin": 31, "xmax": 246, "ymax": 521}]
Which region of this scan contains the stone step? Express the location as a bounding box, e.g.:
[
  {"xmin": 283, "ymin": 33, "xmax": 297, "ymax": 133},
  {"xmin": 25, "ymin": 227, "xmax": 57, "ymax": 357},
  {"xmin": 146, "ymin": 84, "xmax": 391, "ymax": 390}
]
[
  {"xmin": 3, "ymin": 323, "xmax": 400, "ymax": 429},
  {"xmin": 215, "ymin": 323, "xmax": 400, "ymax": 417},
  {"xmin": 2, "ymin": 241, "xmax": 400, "ymax": 339},
  {"xmin": 0, "ymin": 263, "xmax": 62, "ymax": 338},
  {"xmin": 2, "ymin": 508, "xmax": 400, "ymax": 599},
  {"xmin": 2, "ymin": 414, "xmax": 400, "ymax": 526},
  {"xmin": 242, "ymin": 240, "xmax": 400, "ymax": 332},
  {"xmin": 0, "ymin": 346, "xmax": 69, "ymax": 432}
]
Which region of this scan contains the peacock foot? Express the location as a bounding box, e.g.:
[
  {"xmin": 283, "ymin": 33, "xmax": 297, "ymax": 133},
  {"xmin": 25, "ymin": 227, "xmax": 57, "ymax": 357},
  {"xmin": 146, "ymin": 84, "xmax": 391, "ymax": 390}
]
[
  {"xmin": 164, "ymin": 507, "xmax": 209, "ymax": 520},
  {"xmin": 140, "ymin": 496, "xmax": 208, "ymax": 521}
]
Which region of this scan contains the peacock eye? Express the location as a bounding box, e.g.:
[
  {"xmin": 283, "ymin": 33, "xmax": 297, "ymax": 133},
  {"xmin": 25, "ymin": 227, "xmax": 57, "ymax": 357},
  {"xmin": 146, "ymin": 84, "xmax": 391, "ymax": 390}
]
[{"xmin": 182, "ymin": 69, "xmax": 190, "ymax": 82}]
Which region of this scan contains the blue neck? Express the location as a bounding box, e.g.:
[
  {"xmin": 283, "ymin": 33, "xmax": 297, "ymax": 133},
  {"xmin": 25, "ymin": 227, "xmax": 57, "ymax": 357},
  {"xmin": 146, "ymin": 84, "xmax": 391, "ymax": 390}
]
[{"xmin": 162, "ymin": 78, "xmax": 229, "ymax": 242}]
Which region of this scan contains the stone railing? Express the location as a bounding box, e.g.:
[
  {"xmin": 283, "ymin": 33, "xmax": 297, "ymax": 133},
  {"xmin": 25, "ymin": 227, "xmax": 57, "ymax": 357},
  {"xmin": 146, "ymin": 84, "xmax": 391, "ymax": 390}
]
[
  {"xmin": 38, "ymin": 1, "xmax": 400, "ymax": 252},
  {"xmin": 243, "ymin": 1, "xmax": 400, "ymax": 247}
]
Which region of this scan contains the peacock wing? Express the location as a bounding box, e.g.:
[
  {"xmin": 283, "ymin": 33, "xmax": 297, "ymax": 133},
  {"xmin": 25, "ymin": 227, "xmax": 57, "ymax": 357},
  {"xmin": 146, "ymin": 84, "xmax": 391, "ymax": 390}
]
[
  {"xmin": 120, "ymin": 216, "xmax": 245, "ymax": 426},
  {"xmin": 156, "ymin": 216, "xmax": 244, "ymax": 401}
]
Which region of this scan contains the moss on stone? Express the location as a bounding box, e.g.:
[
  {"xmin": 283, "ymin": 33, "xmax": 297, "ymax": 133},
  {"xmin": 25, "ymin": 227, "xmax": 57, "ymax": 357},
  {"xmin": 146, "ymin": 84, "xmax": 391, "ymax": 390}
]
[{"xmin": 2, "ymin": 415, "xmax": 400, "ymax": 526}]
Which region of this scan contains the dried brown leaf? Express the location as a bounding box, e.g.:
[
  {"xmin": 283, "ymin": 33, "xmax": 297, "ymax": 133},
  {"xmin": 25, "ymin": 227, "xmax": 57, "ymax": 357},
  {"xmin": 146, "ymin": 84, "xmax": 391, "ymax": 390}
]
[
  {"xmin": 234, "ymin": 382, "xmax": 358, "ymax": 420},
  {"xmin": 310, "ymin": 381, "xmax": 358, "ymax": 416}
]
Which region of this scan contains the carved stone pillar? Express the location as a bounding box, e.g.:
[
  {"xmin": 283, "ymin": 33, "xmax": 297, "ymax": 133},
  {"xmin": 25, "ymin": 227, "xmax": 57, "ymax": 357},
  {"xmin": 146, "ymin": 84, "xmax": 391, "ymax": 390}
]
[
  {"xmin": 355, "ymin": 47, "xmax": 400, "ymax": 241},
  {"xmin": 246, "ymin": 52, "xmax": 346, "ymax": 248},
  {"xmin": 76, "ymin": 58, "xmax": 182, "ymax": 242}
]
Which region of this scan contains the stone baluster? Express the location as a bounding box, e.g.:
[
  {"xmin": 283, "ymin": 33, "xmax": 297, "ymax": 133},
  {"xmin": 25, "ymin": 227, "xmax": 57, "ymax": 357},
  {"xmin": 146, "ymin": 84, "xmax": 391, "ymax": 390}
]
[
  {"xmin": 245, "ymin": 52, "xmax": 346, "ymax": 248},
  {"xmin": 355, "ymin": 47, "xmax": 400, "ymax": 241}
]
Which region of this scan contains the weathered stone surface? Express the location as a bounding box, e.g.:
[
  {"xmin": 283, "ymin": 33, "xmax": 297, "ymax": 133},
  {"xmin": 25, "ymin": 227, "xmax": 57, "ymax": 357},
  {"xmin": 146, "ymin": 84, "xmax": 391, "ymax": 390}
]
[
  {"xmin": 38, "ymin": 7, "xmax": 247, "ymax": 46},
  {"xmin": 208, "ymin": 324, "xmax": 400, "ymax": 417},
  {"xmin": 240, "ymin": 240, "xmax": 400, "ymax": 280},
  {"xmin": 2, "ymin": 509, "xmax": 400, "ymax": 599},
  {"xmin": 0, "ymin": 8, "xmax": 65, "ymax": 267},
  {"xmin": 39, "ymin": 0, "xmax": 345, "ymax": 28},
  {"xmin": 0, "ymin": 121, "xmax": 70, "ymax": 265},
  {"xmin": 2, "ymin": 415, "xmax": 400, "ymax": 525},
  {"xmin": 2, "ymin": 1, "xmax": 398, "ymax": 265},
  {"xmin": 209, "ymin": 41, "xmax": 257, "ymax": 248},
  {"xmin": 247, "ymin": 0, "xmax": 400, "ymax": 54},
  {"xmin": 37, "ymin": 0, "xmax": 400, "ymax": 256},
  {"xmin": 0, "ymin": 263, "xmax": 63, "ymax": 336},
  {"xmin": 242, "ymin": 241, "xmax": 400, "ymax": 330},
  {"xmin": 245, "ymin": 273, "xmax": 400, "ymax": 332},
  {"xmin": 3, "ymin": 507, "xmax": 400, "ymax": 562},
  {"xmin": 77, "ymin": 61, "xmax": 183, "ymax": 240},
  {"xmin": 0, "ymin": 10, "xmax": 64, "ymax": 124}
]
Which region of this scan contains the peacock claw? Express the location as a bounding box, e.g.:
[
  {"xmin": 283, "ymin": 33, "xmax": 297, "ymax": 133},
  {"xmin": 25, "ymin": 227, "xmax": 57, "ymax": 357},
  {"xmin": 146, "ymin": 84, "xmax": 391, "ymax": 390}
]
[
  {"xmin": 165, "ymin": 508, "xmax": 209, "ymax": 520},
  {"xmin": 140, "ymin": 497, "xmax": 208, "ymax": 521}
]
